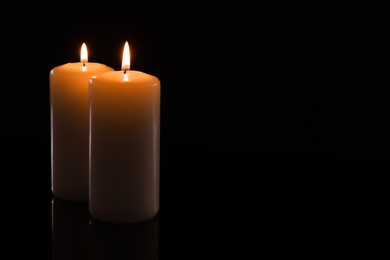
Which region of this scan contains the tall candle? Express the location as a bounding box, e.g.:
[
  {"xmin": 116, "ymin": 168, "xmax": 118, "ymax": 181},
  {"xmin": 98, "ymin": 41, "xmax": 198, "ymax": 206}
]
[
  {"xmin": 50, "ymin": 43, "xmax": 114, "ymax": 202},
  {"xmin": 89, "ymin": 41, "xmax": 160, "ymax": 223}
]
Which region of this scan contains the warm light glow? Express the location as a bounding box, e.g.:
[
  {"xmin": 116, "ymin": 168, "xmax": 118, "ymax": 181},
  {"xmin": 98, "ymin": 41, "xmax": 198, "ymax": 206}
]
[
  {"xmin": 81, "ymin": 43, "xmax": 88, "ymax": 63},
  {"xmin": 121, "ymin": 41, "xmax": 130, "ymax": 71}
]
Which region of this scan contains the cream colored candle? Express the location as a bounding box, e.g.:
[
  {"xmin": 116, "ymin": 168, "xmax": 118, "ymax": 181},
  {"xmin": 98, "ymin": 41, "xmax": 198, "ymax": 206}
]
[
  {"xmin": 89, "ymin": 41, "xmax": 160, "ymax": 223},
  {"xmin": 50, "ymin": 43, "xmax": 114, "ymax": 202}
]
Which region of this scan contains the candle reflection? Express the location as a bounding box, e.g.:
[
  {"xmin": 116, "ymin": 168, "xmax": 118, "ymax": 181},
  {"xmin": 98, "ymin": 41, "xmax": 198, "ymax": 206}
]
[
  {"xmin": 52, "ymin": 197, "xmax": 160, "ymax": 260},
  {"xmin": 51, "ymin": 197, "xmax": 89, "ymax": 260},
  {"xmin": 88, "ymin": 215, "xmax": 159, "ymax": 260}
]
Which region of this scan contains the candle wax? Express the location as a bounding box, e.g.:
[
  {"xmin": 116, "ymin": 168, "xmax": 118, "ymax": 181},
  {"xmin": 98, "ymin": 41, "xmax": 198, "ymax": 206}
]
[
  {"xmin": 50, "ymin": 62, "xmax": 114, "ymax": 202},
  {"xmin": 89, "ymin": 69, "xmax": 160, "ymax": 223}
]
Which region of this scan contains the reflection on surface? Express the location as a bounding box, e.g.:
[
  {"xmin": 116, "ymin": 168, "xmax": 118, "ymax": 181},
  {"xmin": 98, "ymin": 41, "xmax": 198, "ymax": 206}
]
[
  {"xmin": 51, "ymin": 197, "xmax": 89, "ymax": 260},
  {"xmin": 89, "ymin": 215, "xmax": 159, "ymax": 260},
  {"xmin": 51, "ymin": 196, "xmax": 159, "ymax": 260}
]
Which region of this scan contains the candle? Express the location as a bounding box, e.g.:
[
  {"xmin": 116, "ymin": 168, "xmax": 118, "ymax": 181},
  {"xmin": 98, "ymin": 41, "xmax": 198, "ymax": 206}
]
[
  {"xmin": 89, "ymin": 41, "xmax": 160, "ymax": 223},
  {"xmin": 50, "ymin": 43, "xmax": 114, "ymax": 202}
]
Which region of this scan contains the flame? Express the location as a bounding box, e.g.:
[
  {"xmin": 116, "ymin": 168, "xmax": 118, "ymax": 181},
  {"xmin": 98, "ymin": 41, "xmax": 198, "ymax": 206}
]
[
  {"xmin": 121, "ymin": 41, "xmax": 130, "ymax": 71},
  {"xmin": 81, "ymin": 43, "xmax": 88, "ymax": 63}
]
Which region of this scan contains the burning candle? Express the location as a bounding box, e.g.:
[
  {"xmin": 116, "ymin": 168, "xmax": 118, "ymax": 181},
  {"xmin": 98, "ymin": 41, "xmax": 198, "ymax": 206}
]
[
  {"xmin": 89, "ymin": 41, "xmax": 161, "ymax": 223},
  {"xmin": 50, "ymin": 43, "xmax": 114, "ymax": 202}
]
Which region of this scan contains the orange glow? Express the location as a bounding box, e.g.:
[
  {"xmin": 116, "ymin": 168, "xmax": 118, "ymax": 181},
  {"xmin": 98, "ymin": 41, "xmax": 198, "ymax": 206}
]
[
  {"xmin": 81, "ymin": 43, "xmax": 88, "ymax": 63},
  {"xmin": 121, "ymin": 41, "xmax": 130, "ymax": 71}
]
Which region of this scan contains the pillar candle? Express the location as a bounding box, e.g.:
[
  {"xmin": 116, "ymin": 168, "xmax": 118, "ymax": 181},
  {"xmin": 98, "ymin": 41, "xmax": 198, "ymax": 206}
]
[
  {"xmin": 50, "ymin": 43, "xmax": 114, "ymax": 202},
  {"xmin": 89, "ymin": 41, "xmax": 160, "ymax": 223}
]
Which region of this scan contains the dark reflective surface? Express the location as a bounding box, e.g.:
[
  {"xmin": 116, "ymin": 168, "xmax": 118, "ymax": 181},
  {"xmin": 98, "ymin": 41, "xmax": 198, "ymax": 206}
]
[
  {"xmin": 1, "ymin": 137, "xmax": 389, "ymax": 259},
  {"xmin": 89, "ymin": 212, "xmax": 159, "ymax": 260},
  {"xmin": 51, "ymin": 198, "xmax": 89, "ymax": 260}
]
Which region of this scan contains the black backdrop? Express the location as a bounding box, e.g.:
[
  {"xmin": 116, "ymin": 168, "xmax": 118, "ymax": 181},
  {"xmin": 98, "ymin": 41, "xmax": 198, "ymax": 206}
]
[
  {"xmin": 1, "ymin": 2, "xmax": 390, "ymax": 259},
  {"xmin": 5, "ymin": 2, "xmax": 390, "ymax": 152}
]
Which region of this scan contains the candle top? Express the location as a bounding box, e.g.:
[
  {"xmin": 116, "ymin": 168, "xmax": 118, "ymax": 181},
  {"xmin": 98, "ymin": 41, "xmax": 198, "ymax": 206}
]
[
  {"xmin": 87, "ymin": 41, "xmax": 159, "ymax": 86},
  {"xmin": 50, "ymin": 62, "xmax": 114, "ymax": 75},
  {"xmin": 50, "ymin": 43, "xmax": 114, "ymax": 75},
  {"xmin": 91, "ymin": 70, "xmax": 160, "ymax": 85}
]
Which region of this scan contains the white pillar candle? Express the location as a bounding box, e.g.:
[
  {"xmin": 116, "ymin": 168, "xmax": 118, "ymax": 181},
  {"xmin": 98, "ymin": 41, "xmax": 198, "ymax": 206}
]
[
  {"xmin": 89, "ymin": 41, "xmax": 160, "ymax": 223},
  {"xmin": 50, "ymin": 43, "xmax": 114, "ymax": 202}
]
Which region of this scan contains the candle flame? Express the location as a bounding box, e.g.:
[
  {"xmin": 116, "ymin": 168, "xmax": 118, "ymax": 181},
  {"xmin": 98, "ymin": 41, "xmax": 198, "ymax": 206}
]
[
  {"xmin": 81, "ymin": 43, "xmax": 88, "ymax": 63},
  {"xmin": 121, "ymin": 41, "xmax": 130, "ymax": 71}
]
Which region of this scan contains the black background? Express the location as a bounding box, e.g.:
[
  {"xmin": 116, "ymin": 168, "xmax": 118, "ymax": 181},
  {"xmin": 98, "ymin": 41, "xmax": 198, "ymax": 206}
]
[{"xmin": 1, "ymin": 1, "xmax": 390, "ymax": 259}]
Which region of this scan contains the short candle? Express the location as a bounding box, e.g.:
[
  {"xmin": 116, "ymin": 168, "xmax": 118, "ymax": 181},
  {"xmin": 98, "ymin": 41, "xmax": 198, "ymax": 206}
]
[
  {"xmin": 50, "ymin": 43, "xmax": 114, "ymax": 202},
  {"xmin": 89, "ymin": 41, "xmax": 161, "ymax": 223}
]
